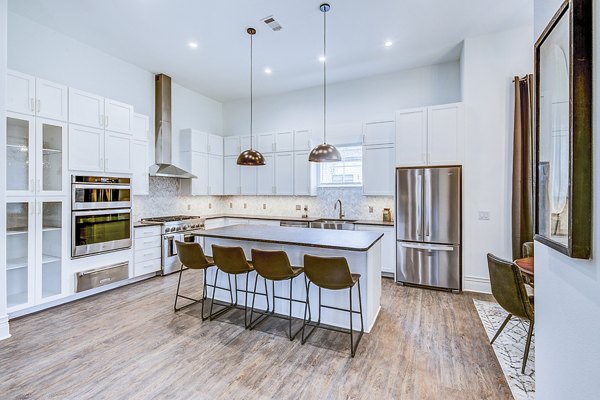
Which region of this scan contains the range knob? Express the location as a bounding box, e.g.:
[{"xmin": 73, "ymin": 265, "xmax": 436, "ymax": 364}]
[{"xmin": 184, "ymin": 225, "xmax": 189, "ymax": 230}]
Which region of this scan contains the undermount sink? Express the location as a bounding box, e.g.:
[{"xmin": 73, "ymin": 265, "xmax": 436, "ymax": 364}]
[{"xmin": 310, "ymin": 219, "xmax": 356, "ymax": 230}]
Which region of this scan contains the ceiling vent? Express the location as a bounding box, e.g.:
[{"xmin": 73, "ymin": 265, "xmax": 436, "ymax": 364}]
[{"xmin": 261, "ymin": 15, "xmax": 283, "ymax": 31}]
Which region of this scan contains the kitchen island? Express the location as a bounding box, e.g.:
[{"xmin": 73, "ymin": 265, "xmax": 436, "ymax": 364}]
[{"xmin": 193, "ymin": 224, "xmax": 383, "ymax": 332}]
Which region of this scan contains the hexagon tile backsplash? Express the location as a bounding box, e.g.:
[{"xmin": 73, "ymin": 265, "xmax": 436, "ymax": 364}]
[{"xmin": 133, "ymin": 177, "xmax": 393, "ymax": 222}]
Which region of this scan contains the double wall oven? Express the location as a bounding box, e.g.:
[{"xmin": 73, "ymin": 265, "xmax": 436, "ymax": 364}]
[{"xmin": 71, "ymin": 176, "xmax": 132, "ymax": 258}]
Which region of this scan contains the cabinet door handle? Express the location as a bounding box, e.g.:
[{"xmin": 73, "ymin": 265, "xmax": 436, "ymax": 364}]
[
  {"xmin": 105, "ymin": 115, "xmax": 109, "ymax": 127},
  {"xmin": 37, "ymin": 99, "xmax": 41, "ymax": 113},
  {"xmin": 30, "ymin": 98, "xmax": 35, "ymax": 113}
]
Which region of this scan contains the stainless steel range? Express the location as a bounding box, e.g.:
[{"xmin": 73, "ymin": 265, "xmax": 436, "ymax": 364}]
[{"xmin": 141, "ymin": 215, "xmax": 205, "ymax": 275}]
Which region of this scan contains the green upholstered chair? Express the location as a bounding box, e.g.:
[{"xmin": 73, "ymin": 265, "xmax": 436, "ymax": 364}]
[
  {"xmin": 487, "ymin": 253, "xmax": 535, "ymax": 374},
  {"xmin": 174, "ymin": 241, "xmax": 215, "ymax": 319},
  {"xmin": 302, "ymin": 254, "xmax": 364, "ymax": 357},
  {"xmin": 249, "ymin": 249, "xmax": 306, "ymax": 340}
]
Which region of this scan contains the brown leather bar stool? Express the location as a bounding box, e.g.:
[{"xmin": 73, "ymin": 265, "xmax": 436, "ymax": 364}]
[
  {"xmin": 249, "ymin": 249, "xmax": 309, "ymax": 340},
  {"xmin": 210, "ymin": 244, "xmax": 254, "ymax": 328},
  {"xmin": 302, "ymin": 254, "xmax": 364, "ymax": 357},
  {"xmin": 174, "ymin": 241, "xmax": 215, "ymax": 320}
]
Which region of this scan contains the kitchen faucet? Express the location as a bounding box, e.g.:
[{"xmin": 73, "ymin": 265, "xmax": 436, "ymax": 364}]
[{"xmin": 334, "ymin": 199, "xmax": 345, "ymax": 220}]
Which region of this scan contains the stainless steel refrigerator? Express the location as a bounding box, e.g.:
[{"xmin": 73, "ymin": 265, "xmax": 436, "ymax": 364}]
[{"xmin": 396, "ymin": 166, "xmax": 462, "ymax": 291}]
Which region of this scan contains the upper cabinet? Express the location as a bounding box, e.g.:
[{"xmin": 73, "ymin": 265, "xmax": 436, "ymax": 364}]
[
  {"xmin": 208, "ymin": 134, "xmax": 223, "ymax": 156},
  {"xmin": 132, "ymin": 113, "xmax": 150, "ymax": 142},
  {"xmin": 275, "ymin": 130, "xmax": 294, "ymax": 152},
  {"xmin": 224, "ymin": 136, "xmax": 241, "ymax": 156},
  {"xmin": 257, "ymin": 132, "xmax": 275, "ymax": 154},
  {"xmin": 395, "ymin": 103, "xmax": 464, "ymax": 167},
  {"xmin": 131, "ymin": 140, "xmax": 149, "ymax": 196},
  {"xmin": 69, "ymin": 88, "xmax": 134, "ymax": 134},
  {"xmin": 293, "ymin": 129, "xmax": 313, "ymax": 152},
  {"xmin": 7, "ymin": 71, "xmax": 68, "ymax": 122},
  {"xmin": 223, "ymin": 156, "xmax": 241, "ymax": 195},
  {"xmin": 180, "ymin": 129, "xmax": 224, "ymax": 196},
  {"xmin": 363, "ymin": 120, "xmax": 395, "ymax": 145},
  {"xmin": 362, "ymin": 119, "xmax": 395, "ymax": 196}
]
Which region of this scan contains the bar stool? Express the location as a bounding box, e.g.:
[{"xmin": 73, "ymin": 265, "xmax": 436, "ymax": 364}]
[
  {"xmin": 249, "ymin": 249, "xmax": 309, "ymax": 340},
  {"xmin": 174, "ymin": 241, "xmax": 215, "ymax": 320},
  {"xmin": 301, "ymin": 254, "xmax": 364, "ymax": 357},
  {"xmin": 210, "ymin": 244, "xmax": 254, "ymax": 328}
]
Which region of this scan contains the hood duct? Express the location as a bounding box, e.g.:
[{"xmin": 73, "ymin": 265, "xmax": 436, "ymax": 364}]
[{"xmin": 149, "ymin": 74, "xmax": 197, "ymax": 179}]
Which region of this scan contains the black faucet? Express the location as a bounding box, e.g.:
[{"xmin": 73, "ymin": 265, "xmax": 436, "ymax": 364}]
[{"xmin": 334, "ymin": 199, "xmax": 345, "ymax": 220}]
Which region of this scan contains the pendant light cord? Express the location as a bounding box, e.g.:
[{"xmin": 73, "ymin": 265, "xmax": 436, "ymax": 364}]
[
  {"xmin": 323, "ymin": 8, "xmax": 327, "ymax": 145},
  {"xmin": 250, "ymin": 32, "xmax": 254, "ymax": 149}
]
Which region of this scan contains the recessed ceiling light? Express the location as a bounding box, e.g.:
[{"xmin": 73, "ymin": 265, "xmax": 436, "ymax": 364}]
[
  {"xmin": 264, "ymin": 68, "xmax": 272, "ymax": 74},
  {"xmin": 319, "ymin": 56, "xmax": 326, "ymax": 62},
  {"xmin": 188, "ymin": 41, "xmax": 198, "ymax": 49},
  {"xmin": 384, "ymin": 41, "xmax": 393, "ymax": 47}
]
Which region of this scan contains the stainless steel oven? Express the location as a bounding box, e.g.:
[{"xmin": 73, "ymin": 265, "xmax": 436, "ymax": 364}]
[
  {"xmin": 71, "ymin": 175, "xmax": 132, "ymax": 258},
  {"xmin": 72, "ymin": 176, "xmax": 131, "ymax": 210},
  {"xmin": 163, "ymin": 231, "xmax": 202, "ymax": 275}
]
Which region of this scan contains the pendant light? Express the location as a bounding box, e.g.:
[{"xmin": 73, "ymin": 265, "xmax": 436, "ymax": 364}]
[
  {"xmin": 237, "ymin": 28, "xmax": 265, "ymax": 166},
  {"xmin": 309, "ymin": 3, "xmax": 341, "ymax": 163}
]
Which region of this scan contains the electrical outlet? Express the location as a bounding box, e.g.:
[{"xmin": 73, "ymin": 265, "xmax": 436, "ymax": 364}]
[
  {"xmin": 244, "ymin": 203, "xmax": 247, "ymax": 209},
  {"xmin": 296, "ymin": 205, "xmax": 301, "ymax": 211},
  {"xmin": 369, "ymin": 206, "xmax": 374, "ymax": 213},
  {"xmin": 208, "ymin": 203, "xmax": 212, "ymax": 209},
  {"xmin": 229, "ymin": 202, "xmax": 233, "ymax": 209},
  {"xmin": 187, "ymin": 204, "xmax": 192, "ymax": 211},
  {"xmin": 478, "ymin": 211, "xmax": 490, "ymax": 221},
  {"xmin": 263, "ymin": 204, "xmax": 267, "ymax": 210}
]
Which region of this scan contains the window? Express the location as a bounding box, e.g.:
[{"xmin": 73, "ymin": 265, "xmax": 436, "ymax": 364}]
[{"xmin": 318, "ymin": 145, "xmax": 363, "ymax": 187}]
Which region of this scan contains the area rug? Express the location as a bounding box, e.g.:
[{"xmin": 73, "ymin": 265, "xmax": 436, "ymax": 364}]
[{"xmin": 473, "ymin": 299, "xmax": 535, "ymax": 400}]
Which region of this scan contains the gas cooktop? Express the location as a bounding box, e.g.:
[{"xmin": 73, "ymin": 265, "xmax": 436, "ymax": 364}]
[
  {"xmin": 141, "ymin": 215, "xmax": 205, "ymax": 234},
  {"xmin": 142, "ymin": 215, "xmax": 201, "ymax": 223}
]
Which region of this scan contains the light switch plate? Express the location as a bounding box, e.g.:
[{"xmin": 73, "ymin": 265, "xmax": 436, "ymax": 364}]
[
  {"xmin": 478, "ymin": 211, "xmax": 490, "ymax": 221},
  {"xmin": 369, "ymin": 206, "xmax": 374, "ymax": 213},
  {"xmin": 187, "ymin": 204, "xmax": 191, "ymax": 211},
  {"xmin": 296, "ymin": 205, "xmax": 301, "ymax": 210},
  {"xmin": 244, "ymin": 203, "xmax": 247, "ymax": 209},
  {"xmin": 263, "ymin": 204, "xmax": 267, "ymax": 209},
  {"xmin": 229, "ymin": 202, "xmax": 233, "ymax": 208},
  {"xmin": 208, "ymin": 203, "xmax": 212, "ymax": 209}
]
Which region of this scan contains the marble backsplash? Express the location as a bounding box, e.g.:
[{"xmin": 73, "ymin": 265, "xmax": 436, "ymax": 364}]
[{"xmin": 133, "ymin": 177, "xmax": 394, "ymax": 222}]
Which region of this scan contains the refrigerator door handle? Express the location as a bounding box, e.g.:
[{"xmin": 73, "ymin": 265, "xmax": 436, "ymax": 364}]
[
  {"xmin": 416, "ymin": 173, "xmax": 422, "ymax": 237},
  {"xmin": 424, "ymin": 170, "xmax": 431, "ymax": 238},
  {"xmin": 400, "ymin": 242, "xmax": 455, "ymax": 252}
]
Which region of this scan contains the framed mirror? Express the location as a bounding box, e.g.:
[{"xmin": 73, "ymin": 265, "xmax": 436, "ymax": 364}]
[{"xmin": 534, "ymin": 0, "xmax": 592, "ymax": 259}]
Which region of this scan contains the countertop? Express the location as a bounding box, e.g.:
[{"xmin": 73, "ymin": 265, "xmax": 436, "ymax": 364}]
[
  {"xmin": 133, "ymin": 221, "xmax": 163, "ymax": 228},
  {"xmin": 203, "ymin": 214, "xmax": 394, "ymax": 227},
  {"xmin": 192, "ymin": 224, "xmax": 384, "ymax": 252}
]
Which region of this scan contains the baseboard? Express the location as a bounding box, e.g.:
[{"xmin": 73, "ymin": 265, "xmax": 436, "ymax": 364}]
[
  {"xmin": 0, "ymin": 314, "xmax": 10, "ymax": 341},
  {"xmin": 463, "ymin": 275, "xmax": 491, "ymax": 294}
]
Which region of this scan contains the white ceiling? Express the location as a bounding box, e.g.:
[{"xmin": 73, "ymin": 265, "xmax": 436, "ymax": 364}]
[{"xmin": 8, "ymin": 0, "xmax": 533, "ymax": 102}]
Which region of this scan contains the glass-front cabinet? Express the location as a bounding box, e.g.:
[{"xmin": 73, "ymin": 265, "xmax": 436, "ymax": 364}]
[
  {"xmin": 6, "ymin": 112, "xmax": 67, "ymax": 197},
  {"xmin": 6, "ymin": 198, "xmax": 67, "ymax": 312}
]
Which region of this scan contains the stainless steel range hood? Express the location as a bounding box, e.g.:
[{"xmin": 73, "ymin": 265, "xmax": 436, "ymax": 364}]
[{"xmin": 149, "ymin": 74, "xmax": 197, "ymax": 179}]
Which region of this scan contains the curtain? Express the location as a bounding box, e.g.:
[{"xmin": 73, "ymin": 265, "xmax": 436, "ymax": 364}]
[{"xmin": 512, "ymin": 75, "xmax": 534, "ymax": 259}]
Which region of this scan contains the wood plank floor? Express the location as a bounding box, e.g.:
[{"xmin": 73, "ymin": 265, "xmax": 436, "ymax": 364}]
[{"xmin": 0, "ymin": 271, "xmax": 512, "ymax": 400}]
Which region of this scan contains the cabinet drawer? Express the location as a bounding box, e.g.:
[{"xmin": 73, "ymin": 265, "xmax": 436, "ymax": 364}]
[
  {"xmin": 134, "ymin": 258, "xmax": 161, "ymax": 276},
  {"xmin": 135, "ymin": 236, "xmax": 161, "ymax": 251},
  {"xmin": 135, "ymin": 247, "xmax": 161, "ymax": 263},
  {"xmin": 134, "ymin": 225, "xmax": 161, "ymax": 238}
]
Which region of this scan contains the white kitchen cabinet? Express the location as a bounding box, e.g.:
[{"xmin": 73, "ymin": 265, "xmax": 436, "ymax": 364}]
[
  {"xmin": 68, "ymin": 88, "xmax": 105, "ymax": 129},
  {"xmin": 6, "ymin": 198, "xmax": 69, "ymax": 313},
  {"xmin": 257, "ymin": 154, "xmax": 275, "ymax": 195},
  {"xmin": 363, "ymin": 120, "xmax": 395, "ymax": 145},
  {"xmin": 35, "ymin": 78, "xmax": 68, "ymax": 122},
  {"xmin": 363, "ymin": 145, "xmax": 395, "ymax": 196},
  {"xmin": 132, "ymin": 113, "xmax": 150, "ymax": 142},
  {"xmin": 132, "ymin": 140, "xmax": 149, "ymax": 195},
  {"xmin": 133, "ymin": 225, "xmax": 161, "ymax": 277},
  {"xmin": 7, "ymin": 71, "xmax": 68, "ymax": 122},
  {"xmin": 240, "ymin": 135, "xmax": 251, "ymax": 151},
  {"xmin": 104, "ymin": 132, "xmax": 132, "ymax": 173},
  {"xmin": 240, "ymin": 166, "xmax": 257, "ymax": 195},
  {"xmin": 7, "ymin": 114, "xmax": 68, "ymax": 197},
  {"xmin": 180, "ymin": 151, "xmax": 209, "ymax": 195},
  {"xmin": 225, "ymin": 218, "xmax": 250, "ymax": 226},
  {"xmin": 224, "ymin": 136, "xmax": 241, "ymax": 156},
  {"xmin": 293, "ymin": 151, "xmax": 317, "ymax": 196},
  {"xmin": 294, "ymin": 129, "xmax": 313, "ymax": 151},
  {"xmin": 275, "ymin": 152, "xmax": 294, "ymax": 195},
  {"xmin": 395, "ymin": 108, "xmax": 427, "ymax": 166},
  {"xmin": 104, "ymin": 98, "xmax": 133, "ymax": 134},
  {"xmin": 257, "ymin": 132, "xmax": 275, "ymax": 154},
  {"xmin": 275, "ymin": 131, "xmax": 294, "ymax": 152},
  {"xmin": 208, "ymin": 134, "xmax": 223, "ymax": 156},
  {"xmin": 181, "ymin": 129, "xmax": 208, "ymax": 153},
  {"xmin": 208, "ymin": 154, "xmax": 224, "ymax": 195},
  {"xmin": 223, "ymin": 156, "xmax": 241, "ymax": 195},
  {"xmin": 427, "ymin": 103, "xmax": 464, "ymax": 165},
  {"xmin": 395, "ymin": 103, "xmax": 464, "ymax": 167},
  {"xmin": 68, "ymin": 125, "xmax": 105, "ymax": 172},
  {"xmin": 355, "ymin": 224, "xmax": 396, "ymax": 276},
  {"xmin": 7, "ymin": 70, "xmax": 36, "ymax": 116}
]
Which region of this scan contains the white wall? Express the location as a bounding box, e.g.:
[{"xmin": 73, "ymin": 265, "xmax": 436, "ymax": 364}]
[
  {"xmin": 460, "ymin": 26, "xmax": 534, "ymax": 293},
  {"xmin": 222, "ymin": 61, "xmax": 461, "ymax": 135},
  {"xmin": 534, "ymin": 0, "xmax": 600, "ymax": 398},
  {"xmin": 0, "ymin": 0, "xmax": 10, "ymax": 340},
  {"xmin": 7, "ymin": 12, "xmax": 223, "ymax": 165}
]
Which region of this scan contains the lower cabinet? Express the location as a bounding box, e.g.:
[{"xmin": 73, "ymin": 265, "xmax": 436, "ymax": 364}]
[
  {"xmin": 133, "ymin": 225, "xmax": 162, "ymax": 277},
  {"xmin": 205, "ymin": 218, "xmax": 226, "ymax": 230},
  {"xmin": 6, "ymin": 197, "xmax": 69, "ymax": 313},
  {"xmin": 355, "ymin": 224, "xmax": 396, "ymax": 276}
]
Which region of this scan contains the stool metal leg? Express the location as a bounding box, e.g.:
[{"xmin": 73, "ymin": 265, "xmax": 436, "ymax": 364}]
[
  {"xmin": 248, "ymin": 275, "xmax": 270, "ymax": 330},
  {"xmin": 522, "ymin": 320, "xmax": 534, "ymax": 374},
  {"xmin": 174, "ymin": 265, "xmax": 210, "ymax": 320}
]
